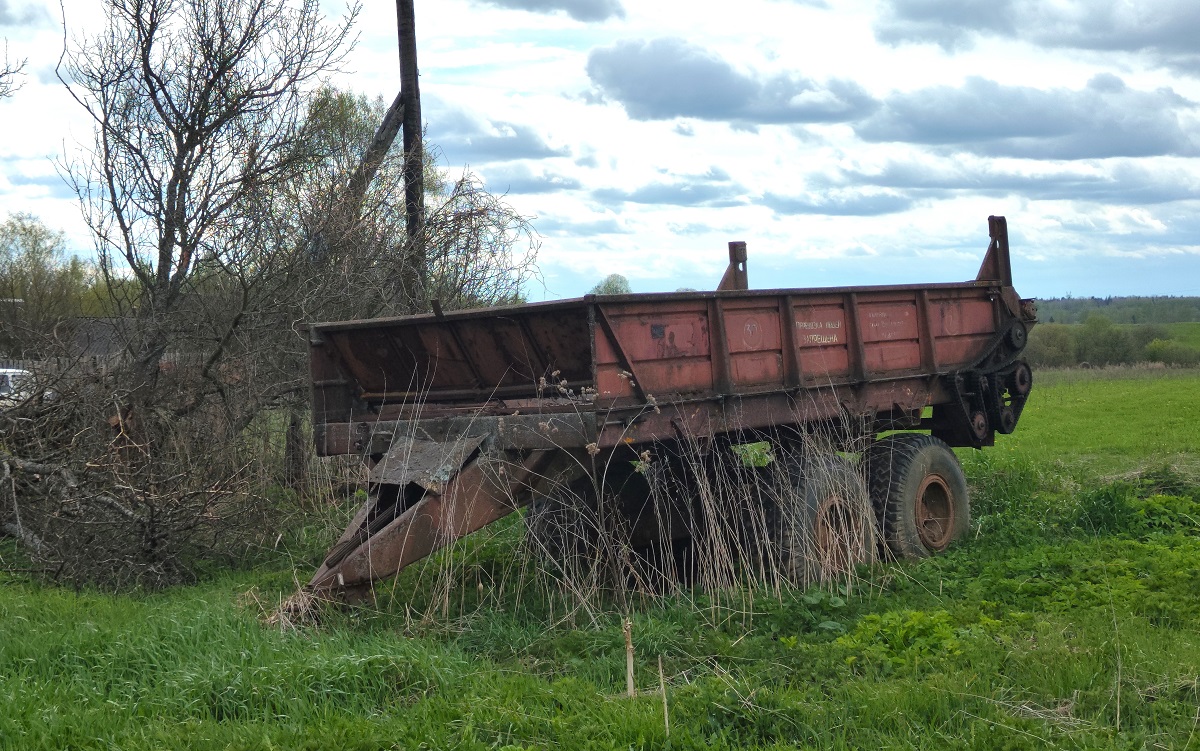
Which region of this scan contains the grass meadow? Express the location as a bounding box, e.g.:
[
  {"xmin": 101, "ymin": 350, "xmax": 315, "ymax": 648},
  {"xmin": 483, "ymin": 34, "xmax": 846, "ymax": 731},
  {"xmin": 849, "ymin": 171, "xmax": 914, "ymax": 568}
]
[
  {"xmin": 1164, "ymin": 323, "xmax": 1200, "ymax": 350},
  {"xmin": 2, "ymin": 367, "xmax": 1199, "ymax": 750}
]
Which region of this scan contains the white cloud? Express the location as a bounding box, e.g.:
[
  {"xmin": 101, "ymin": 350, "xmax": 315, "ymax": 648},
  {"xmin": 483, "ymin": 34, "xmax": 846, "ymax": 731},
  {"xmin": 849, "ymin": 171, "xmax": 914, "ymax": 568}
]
[
  {"xmin": 586, "ymin": 37, "xmax": 876, "ymax": 124},
  {"xmin": 875, "ymin": 0, "xmax": 1200, "ymax": 74},
  {"xmin": 856, "ymin": 74, "xmax": 1200, "ymax": 159}
]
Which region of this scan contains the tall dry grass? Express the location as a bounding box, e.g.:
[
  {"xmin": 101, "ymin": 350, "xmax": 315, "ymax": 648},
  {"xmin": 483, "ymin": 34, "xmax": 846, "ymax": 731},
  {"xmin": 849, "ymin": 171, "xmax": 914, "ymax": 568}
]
[{"xmin": 295, "ymin": 390, "xmax": 883, "ymax": 628}]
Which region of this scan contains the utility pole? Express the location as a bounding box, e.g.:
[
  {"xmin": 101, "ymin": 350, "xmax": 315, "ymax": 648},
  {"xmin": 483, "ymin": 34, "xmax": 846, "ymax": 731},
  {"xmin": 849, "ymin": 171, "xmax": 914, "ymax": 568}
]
[{"xmin": 396, "ymin": 0, "xmax": 425, "ymax": 306}]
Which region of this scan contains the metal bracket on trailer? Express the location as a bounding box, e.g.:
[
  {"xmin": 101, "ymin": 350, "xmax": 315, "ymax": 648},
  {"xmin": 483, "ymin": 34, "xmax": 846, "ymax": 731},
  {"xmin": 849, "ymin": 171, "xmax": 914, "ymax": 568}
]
[{"xmin": 929, "ymin": 313, "xmax": 1035, "ymax": 448}]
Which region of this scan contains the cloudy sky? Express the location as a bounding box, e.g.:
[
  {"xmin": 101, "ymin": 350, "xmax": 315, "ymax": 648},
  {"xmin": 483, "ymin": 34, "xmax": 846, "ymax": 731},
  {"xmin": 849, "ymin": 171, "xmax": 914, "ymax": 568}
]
[{"xmin": 3, "ymin": 0, "xmax": 1200, "ymax": 301}]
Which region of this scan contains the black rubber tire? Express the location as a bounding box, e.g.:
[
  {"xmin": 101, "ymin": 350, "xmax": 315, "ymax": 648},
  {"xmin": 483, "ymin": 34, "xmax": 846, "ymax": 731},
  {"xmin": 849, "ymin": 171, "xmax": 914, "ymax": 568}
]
[
  {"xmin": 866, "ymin": 434, "xmax": 970, "ymax": 559},
  {"xmin": 771, "ymin": 454, "xmax": 876, "ymax": 583},
  {"xmin": 524, "ymin": 479, "xmax": 601, "ymax": 580}
]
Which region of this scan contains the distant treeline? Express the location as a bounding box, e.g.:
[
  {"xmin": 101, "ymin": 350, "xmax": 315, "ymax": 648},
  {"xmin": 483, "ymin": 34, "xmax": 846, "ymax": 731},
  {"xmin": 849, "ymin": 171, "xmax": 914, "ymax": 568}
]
[
  {"xmin": 1035, "ymin": 296, "xmax": 1200, "ymax": 325},
  {"xmin": 1026, "ymin": 316, "xmax": 1200, "ymax": 368}
]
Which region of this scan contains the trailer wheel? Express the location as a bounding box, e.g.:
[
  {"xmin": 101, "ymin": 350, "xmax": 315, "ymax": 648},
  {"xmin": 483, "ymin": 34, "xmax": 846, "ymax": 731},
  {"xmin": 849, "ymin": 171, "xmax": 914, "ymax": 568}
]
[
  {"xmin": 866, "ymin": 434, "xmax": 969, "ymax": 559},
  {"xmin": 524, "ymin": 480, "xmax": 602, "ymax": 581},
  {"xmin": 772, "ymin": 455, "xmax": 875, "ymax": 583}
]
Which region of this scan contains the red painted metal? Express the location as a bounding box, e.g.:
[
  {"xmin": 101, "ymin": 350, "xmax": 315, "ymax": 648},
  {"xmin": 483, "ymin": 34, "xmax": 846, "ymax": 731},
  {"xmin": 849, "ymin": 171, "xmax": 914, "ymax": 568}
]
[{"xmin": 305, "ymin": 216, "xmax": 1036, "ymax": 595}]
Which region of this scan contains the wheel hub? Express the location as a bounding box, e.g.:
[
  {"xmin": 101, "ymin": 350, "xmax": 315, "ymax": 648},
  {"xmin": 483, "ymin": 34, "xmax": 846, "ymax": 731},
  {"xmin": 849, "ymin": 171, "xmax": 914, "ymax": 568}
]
[{"xmin": 914, "ymin": 474, "xmax": 955, "ymax": 550}]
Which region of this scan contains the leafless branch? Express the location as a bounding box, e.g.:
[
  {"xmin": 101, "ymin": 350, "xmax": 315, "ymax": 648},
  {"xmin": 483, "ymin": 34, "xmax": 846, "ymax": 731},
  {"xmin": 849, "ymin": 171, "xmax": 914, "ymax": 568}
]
[{"xmin": 0, "ymin": 43, "xmax": 24, "ymax": 99}]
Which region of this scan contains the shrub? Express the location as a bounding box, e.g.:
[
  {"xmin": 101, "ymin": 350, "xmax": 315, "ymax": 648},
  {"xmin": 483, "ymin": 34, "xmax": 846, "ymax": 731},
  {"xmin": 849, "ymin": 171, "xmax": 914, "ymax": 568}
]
[
  {"xmin": 1144, "ymin": 338, "xmax": 1200, "ymax": 366},
  {"xmin": 1127, "ymin": 323, "xmax": 1170, "ymax": 351},
  {"xmin": 1024, "ymin": 323, "xmax": 1078, "ymax": 368},
  {"xmin": 1075, "ymin": 313, "xmax": 1136, "ymax": 366}
]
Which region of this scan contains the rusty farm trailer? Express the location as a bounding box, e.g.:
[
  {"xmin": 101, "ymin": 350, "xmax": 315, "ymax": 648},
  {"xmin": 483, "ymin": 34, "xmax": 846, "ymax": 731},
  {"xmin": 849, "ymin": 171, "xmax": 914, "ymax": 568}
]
[{"xmin": 306, "ymin": 216, "xmax": 1035, "ymax": 598}]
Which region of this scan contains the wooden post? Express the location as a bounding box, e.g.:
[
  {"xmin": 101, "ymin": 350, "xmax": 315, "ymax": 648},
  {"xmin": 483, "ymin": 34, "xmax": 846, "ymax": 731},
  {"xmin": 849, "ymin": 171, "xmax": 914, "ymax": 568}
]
[
  {"xmin": 624, "ymin": 618, "xmax": 635, "ymax": 698},
  {"xmin": 396, "ymin": 0, "xmax": 426, "ymax": 309},
  {"xmin": 658, "ymin": 655, "xmax": 669, "ymax": 736}
]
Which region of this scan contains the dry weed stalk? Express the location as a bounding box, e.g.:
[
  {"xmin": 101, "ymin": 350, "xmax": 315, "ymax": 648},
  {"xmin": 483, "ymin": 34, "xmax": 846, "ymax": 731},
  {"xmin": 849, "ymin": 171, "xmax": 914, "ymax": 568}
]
[{"xmin": 351, "ymin": 385, "xmax": 882, "ymax": 627}]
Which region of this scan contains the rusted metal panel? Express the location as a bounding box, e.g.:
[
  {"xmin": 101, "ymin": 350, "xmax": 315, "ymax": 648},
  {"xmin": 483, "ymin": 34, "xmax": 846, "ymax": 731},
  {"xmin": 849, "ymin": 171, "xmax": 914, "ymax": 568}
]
[
  {"xmin": 860, "ymin": 299, "xmax": 920, "ymax": 343},
  {"xmin": 591, "ymin": 374, "xmax": 941, "ymax": 448},
  {"xmin": 315, "ymin": 305, "xmax": 593, "ymax": 407},
  {"xmin": 309, "ymin": 450, "xmax": 558, "ymax": 592},
  {"xmin": 312, "ymin": 282, "xmax": 1022, "ymax": 456},
  {"xmin": 309, "ymin": 331, "xmax": 358, "ymax": 429},
  {"xmin": 313, "ymin": 413, "xmax": 597, "ymax": 457},
  {"xmin": 368, "ymin": 435, "xmax": 487, "ymax": 491},
  {"xmin": 793, "ymin": 300, "xmax": 852, "ymax": 382},
  {"xmin": 793, "ymin": 301, "xmax": 847, "ymax": 346},
  {"xmin": 929, "ymin": 295, "xmax": 996, "ymax": 337},
  {"xmin": 611, "ymin": 309, "xmax": 711, "ymax": 362},
  {"xmin": 595, "ymin": 301, "xmax": 717, "ymax": 402},
  {"xmin": 723, "ymin": 304, "xmax": 782, "ymax": 354},
  {"xmin": 723, "ymin": 302, "xmax": 784, "ymax": 387},
  {"xmin": 935, "ymin": 333, "xmax": 996, "ymax": 368},
  {"xmin": 717, "ymin": 240, "xmax": 749, "ymax": 291}
]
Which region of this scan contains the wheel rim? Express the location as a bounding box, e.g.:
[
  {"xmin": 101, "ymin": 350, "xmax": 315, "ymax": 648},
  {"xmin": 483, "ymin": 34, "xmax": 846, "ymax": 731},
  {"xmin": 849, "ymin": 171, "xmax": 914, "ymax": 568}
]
[
  {"xmin": 813, "ymin": 493, "xmax": 870, "ymax": 576},
  {"xmin": 915, "ymin": 474, "xmax": 955, "ymax": 550}
]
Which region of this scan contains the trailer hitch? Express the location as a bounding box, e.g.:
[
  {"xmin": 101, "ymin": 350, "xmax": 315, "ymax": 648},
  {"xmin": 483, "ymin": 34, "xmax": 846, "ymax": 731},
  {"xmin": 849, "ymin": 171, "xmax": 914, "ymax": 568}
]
[{"xmin": 308, "ymin": 432, "xmax": 558, "ymax": 597}]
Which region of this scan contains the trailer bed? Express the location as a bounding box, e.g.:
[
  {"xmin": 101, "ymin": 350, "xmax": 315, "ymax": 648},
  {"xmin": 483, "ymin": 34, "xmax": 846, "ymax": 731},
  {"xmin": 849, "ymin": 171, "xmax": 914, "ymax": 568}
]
[{"xmin": 311, "ymin": 228, "xmax": 1032, "ymax": 454}]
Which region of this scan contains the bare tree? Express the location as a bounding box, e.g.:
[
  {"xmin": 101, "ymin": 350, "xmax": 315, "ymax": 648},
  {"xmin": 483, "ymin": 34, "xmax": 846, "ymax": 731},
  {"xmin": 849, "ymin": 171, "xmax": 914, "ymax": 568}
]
[
  {"xmin": 282, "ymin": 89, "xmax": 538, "ymax": 320},
  {"xmin": 0, "ymin": 0, "xmax": 362, "ymax": 588},
  {"xmin": 58, "ymin": 0, "xmax": 359, "ymax": 401},
  {"xmin": 425, "ymin": 169, "xmax": 539, "ymax": 308},
  {"xmin": 217, "ymin": 87, "xmax": 538, "ymax": 491},
  {"xmin": 1, "ymin": 0, "xmax": 542, "ymax": 589}
]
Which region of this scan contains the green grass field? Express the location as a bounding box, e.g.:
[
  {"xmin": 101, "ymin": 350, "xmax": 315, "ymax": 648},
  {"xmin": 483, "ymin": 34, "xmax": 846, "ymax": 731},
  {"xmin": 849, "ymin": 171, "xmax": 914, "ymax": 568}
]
[
  {"xmin": 3, "ymin": 369, "xmax": 1200, "ymax": 750},
  {"xmin": 1164, "ymin": 322, "xmax": 1200, "ymax": 349},
  {"xmin": 1001, "ymin": 366, "xmax": 1200, "ymax": 473}
]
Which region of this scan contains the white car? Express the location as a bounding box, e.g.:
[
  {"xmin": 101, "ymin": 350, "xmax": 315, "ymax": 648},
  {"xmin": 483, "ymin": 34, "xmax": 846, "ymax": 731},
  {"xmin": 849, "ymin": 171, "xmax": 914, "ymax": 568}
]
[{"xmin": 0, "ymin": 368, "xmax": 34, "ymax": 409}]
